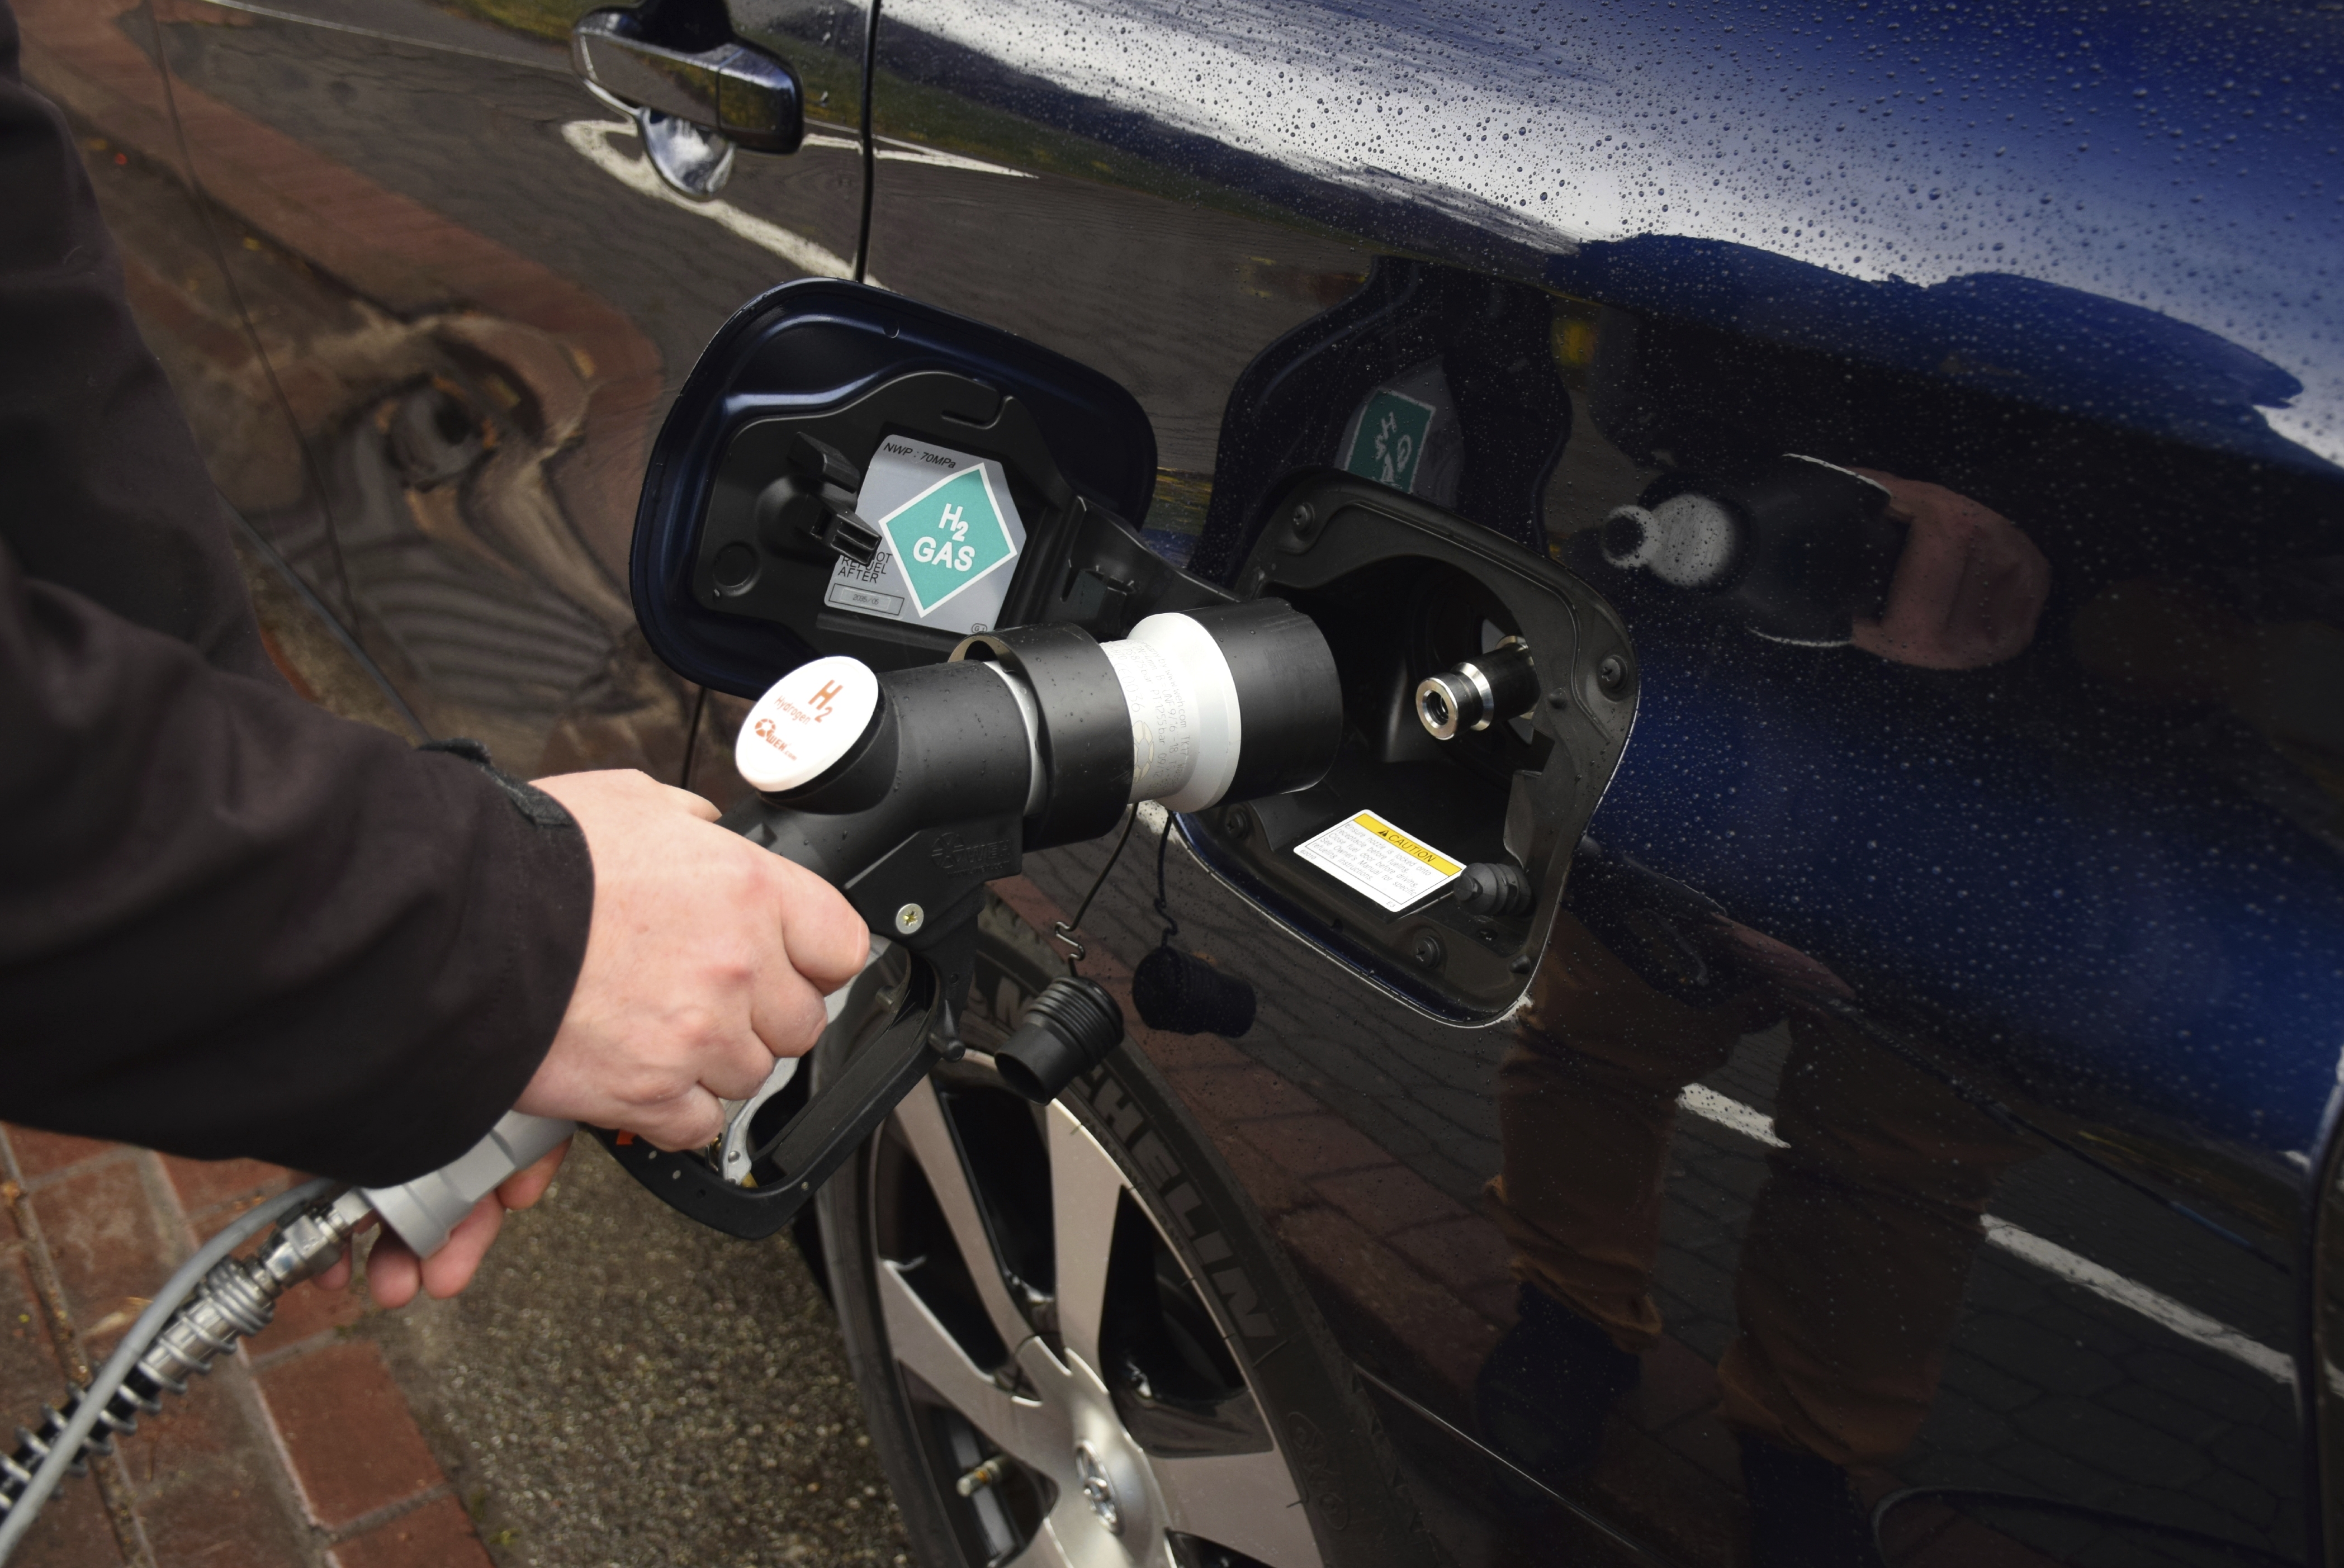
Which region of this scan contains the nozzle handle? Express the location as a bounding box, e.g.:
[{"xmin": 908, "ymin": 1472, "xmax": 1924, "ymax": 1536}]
[
  {"xmin": 362, "ymin": 1111, "xmax": 576, "ymax": 1258},
  {"xmin": 588, "ymin": 957, "xmax": 951, "ymax": 1239}
]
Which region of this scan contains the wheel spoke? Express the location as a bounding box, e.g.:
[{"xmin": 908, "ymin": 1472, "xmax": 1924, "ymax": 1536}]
[
  {"xmin": 876, "ymin": 1261, "xmax": 1056, "ymax": 1469},
  {"xmin": 1046, "ymin": 1103, "xmax": 1129, "ymax": 1376},
  {"xmin": 893, "ymin": 1077, "xmax": 1040, "ymax": 1356},
  {"xmin": 1003, "ymin": 1518, "xmax": 1079, "ymax": 1568},
  {"xmin": 1153, "ymin": 1451, "xmax": 1323, "ymax": 1568},
  {"xmin": 1036, "ymin": 1496, "xmax": 1133, "ymax": 1568}
]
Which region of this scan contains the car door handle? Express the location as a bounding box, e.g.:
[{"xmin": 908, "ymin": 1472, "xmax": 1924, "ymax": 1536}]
[{"xmin": 571, "ymin": 8, "xmax": 803, "ymax": 155}]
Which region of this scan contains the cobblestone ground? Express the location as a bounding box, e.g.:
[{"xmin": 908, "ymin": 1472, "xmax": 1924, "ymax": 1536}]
[{"xmin": 364, "ymin": 1141, "xmax": 910, "ymax": 1568}]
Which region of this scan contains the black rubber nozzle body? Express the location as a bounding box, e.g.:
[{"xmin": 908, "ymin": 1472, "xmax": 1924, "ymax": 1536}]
[
  {"xmin": 1184, "ymin": 599, "xmax": 1343, "ymax": 801},
  {"xmin": 994, "ymin": 977, "xmax": 1126, "ymax": 1103}
]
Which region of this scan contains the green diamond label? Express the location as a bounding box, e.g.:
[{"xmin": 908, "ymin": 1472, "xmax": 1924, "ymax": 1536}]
[
  {"xmin": 867, "ymin": 459, "xmax": 1020, "ymax": 618},
  {"xmin": 826, "ymin": 438, "xmax": 1026, "ymax": 633},
  {"xmin": 1342, "ymin": 389, "xmax": 1437, "ymax": 495},
  {"xmin": 834, "ymin": 433, "xmax": 1026, "ymax": 628}
]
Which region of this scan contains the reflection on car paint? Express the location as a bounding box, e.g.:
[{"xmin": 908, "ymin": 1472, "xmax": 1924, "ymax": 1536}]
[
  {"xmin": 563, "ymin": 116, "xmax": 861, "ymax": 278},
  {"xmin": 812, "ymin": 0, "xmax": 2342, "ymax": 1553},
  {"xmin": 28, "ymin": 0, "xmax": 2344, "ymax": 1559}
]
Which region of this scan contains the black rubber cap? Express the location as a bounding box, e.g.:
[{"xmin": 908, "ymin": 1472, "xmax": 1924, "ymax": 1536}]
[
  {"xmin": 1185, "ymin": 599, "xmax": 1342, "ymax": 801},
  {"xmin": 1454, "ymin": 861, "xmax": 1533, "ymax": 916},
  {"xmin": 994, "ymin": 977, "xmax": 1125, "ymax": 1103},
  {"xmin": 1132, "ymin": 946, "xmax": 1257, "ymax": 1038}
]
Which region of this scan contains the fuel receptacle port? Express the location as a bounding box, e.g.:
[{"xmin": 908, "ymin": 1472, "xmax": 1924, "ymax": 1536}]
[
  {"xmin": 1415, "ymin": 639, "xmax": 1540, "ymax": 740},
  {"xmin": 1453, "ymin": 861, "xmax": 1533, "ymax": 916}
]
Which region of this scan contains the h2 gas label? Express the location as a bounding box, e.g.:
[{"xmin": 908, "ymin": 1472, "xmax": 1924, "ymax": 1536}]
[
  {"xmin": 876, "ymin": 464, "xmax": 1019, "ymax": 615},
  {"xmin": 825, "ymin": 437, "xmax": 1027, "ymax": 635}
]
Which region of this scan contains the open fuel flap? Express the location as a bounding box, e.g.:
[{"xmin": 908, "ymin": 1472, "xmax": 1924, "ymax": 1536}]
[
  {"xmin": 1183, "ymin": 476, "xmax": 1637, "ymax": 1022},
  {"xmin": 632, "ymin": 281, "xmax": 1635, "ymax": 1022},
  {"xmin": 631, "ymin": 278, "xmax": 1224, "ymax": 694}
]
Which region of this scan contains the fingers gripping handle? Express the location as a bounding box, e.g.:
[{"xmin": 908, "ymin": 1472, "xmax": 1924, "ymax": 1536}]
[
  {"xmin": 362, "ymin": 1111, "xmax": 576, "ymax": 1257},
  {"xmin": 589, "ymin": 959, "xmax": 950, "ymax": 1239}
]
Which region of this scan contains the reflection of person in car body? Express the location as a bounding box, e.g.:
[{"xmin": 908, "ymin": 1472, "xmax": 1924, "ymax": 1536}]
[
  {"xmin": 0, "ymin": 7, "xmax": 866, "ymax": 1305},
  {"xmin": 1474, "ymin": 479, "xmax": 2048, "ymax": 1567},
  {"xmin": 1845, "ymin": 472, "xmax": 2049, "ymax": 671}
]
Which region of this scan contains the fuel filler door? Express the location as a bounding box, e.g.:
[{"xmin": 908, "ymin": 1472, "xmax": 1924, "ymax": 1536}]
[{"xmin": 631, "ymin": 278, "xmax": 1223, "ymax": 696}]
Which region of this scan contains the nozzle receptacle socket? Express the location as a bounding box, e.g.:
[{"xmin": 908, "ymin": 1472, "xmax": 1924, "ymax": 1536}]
[{"xmin": 1453, "ymin": 860, "xmax": 1535, "ymax": 916}]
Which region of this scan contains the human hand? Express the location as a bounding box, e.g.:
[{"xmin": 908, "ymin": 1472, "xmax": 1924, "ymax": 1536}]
[
  {"xmin": 517, "ymin": 769, "xmax": 868, "ymax": 1150},
  {"xmin": 1850, "ymin": 471, "xmax": 2051, "ymax": 669},
  {"xmin": 307, "ymin": 1141, "xmax": 572, "ymax": 1307}
]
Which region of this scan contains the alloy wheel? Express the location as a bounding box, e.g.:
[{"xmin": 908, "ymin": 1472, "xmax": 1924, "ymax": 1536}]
[{"xmin": 865, "ymin": 1057, "xmax": 1319, "ymax": 1568}]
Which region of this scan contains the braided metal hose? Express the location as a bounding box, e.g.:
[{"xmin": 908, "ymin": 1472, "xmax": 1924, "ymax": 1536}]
[{"xmin": 0, "ymin": 1188, "xmax": 372, "ymax": 1519}]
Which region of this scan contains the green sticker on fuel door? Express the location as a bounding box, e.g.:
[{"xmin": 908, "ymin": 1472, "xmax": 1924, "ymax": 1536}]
[
  {"xmin": 1343, "ymin": 389, "xmax": 1437, "ymax": 495},
  {"xmin": 873, "ymin": 464, "xmax": 1020, "ymax": 615}
]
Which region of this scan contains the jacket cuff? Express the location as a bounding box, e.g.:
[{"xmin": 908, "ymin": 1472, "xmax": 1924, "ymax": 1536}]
[{"xmin": 336, "ymin": 742, "xmax": 595, "ymax": 1187}]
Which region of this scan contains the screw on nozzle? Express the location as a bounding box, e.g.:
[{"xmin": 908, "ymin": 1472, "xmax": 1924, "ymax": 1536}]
[{"xmin": 1415, "ymin": 671, "xmax": 1472, "ymax": 740}]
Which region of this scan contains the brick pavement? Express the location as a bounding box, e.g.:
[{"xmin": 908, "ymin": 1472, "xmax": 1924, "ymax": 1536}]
[{"xmin": 0, "ymin": 1129, "xmax": 492, "ymax": 1568}]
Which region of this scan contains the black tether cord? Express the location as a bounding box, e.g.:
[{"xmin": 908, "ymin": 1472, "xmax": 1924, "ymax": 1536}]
[
  {"xmin": 1053, "ymin": 806, "xmax": 1140, "ymax": 971},
  {"xmin": 1150, "ymin": 810, "xmax": 1180, "ymax": 948}
]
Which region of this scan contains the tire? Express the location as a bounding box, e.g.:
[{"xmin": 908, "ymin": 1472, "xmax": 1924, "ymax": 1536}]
[{"xmin": 814, "ymin": 893, "xmax": 1441, "ymax": 1568}]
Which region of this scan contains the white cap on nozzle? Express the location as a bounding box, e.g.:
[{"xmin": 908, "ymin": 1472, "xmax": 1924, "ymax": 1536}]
[
  {"xmin": 1098, "ymin": 613, "xmax": 1246, "ymax": 813},
  {"xmin": 734, "ymin": 655, "xmax": 883, "ymax": 794}
]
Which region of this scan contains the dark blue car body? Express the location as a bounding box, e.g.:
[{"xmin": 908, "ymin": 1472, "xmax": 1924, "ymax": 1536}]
[{"xmin": 45, "ymin": 0, "xmax": 2344, "ymax": 1558}]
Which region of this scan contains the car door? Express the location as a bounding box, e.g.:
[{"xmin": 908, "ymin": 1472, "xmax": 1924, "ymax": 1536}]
[
  {"xmin": 7, "ymin": 0, "xmax": 419, "ymax": 731},
  {"xmin": 129, "ymin": 0, "xmax": 872, "ymax": 780},
  {"xmin": 850, "ymin": 1, "xmax": 2344, "ymax": 1565}
]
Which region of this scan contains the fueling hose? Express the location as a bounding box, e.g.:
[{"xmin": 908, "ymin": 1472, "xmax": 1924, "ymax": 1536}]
[{"xmin": 0, "ymin": 1178, "xmax": 340, "ymax": 1560}]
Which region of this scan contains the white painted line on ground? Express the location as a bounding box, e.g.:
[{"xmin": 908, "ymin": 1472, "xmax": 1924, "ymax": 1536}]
[
  {"xmin": 741, "ymin": 131, "xmax": 1036, "ymax": 178},
  {"xmin": 1674, "ymin": 1083, "xmax": 2297, "ymax": 1387},
  {"xmin": 875, "ymin": 136, "xmax": 1038, "ymax": 178},
  {"xmin": 562, "ymin": 120, "xmax": 868, "ymax": 284},
  {"xmin": 1678, "ymin": 1083, "xmax": 1786, "ymax": 1148},
  {"xmin": 1976, "ymin": 1218, "xmax": 2295, "ymax": 1384}
]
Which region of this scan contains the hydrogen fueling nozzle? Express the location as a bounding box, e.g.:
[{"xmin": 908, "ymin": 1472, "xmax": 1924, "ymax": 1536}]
[
  {"xmin": 730, "ymin": 600, "xmax": 1341, "ymax": 905},
  {"xmin": 362, "ymin": 599, "xmax": 1342, "ymax": 1252},
  {"xmin": 590, "ymin": 598, "xmax": 1343, "ymax": 1240}
]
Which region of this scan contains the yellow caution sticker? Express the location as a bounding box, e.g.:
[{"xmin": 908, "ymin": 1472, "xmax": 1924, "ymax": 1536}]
[{"xmin": 1293, "ymin": 809, "xmax": 1465, "ymax": 912}]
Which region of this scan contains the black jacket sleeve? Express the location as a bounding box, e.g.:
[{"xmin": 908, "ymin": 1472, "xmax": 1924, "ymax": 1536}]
[{"xmin": 0, "ymin": 3, "xmax": 594, "ymax": 1186}]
